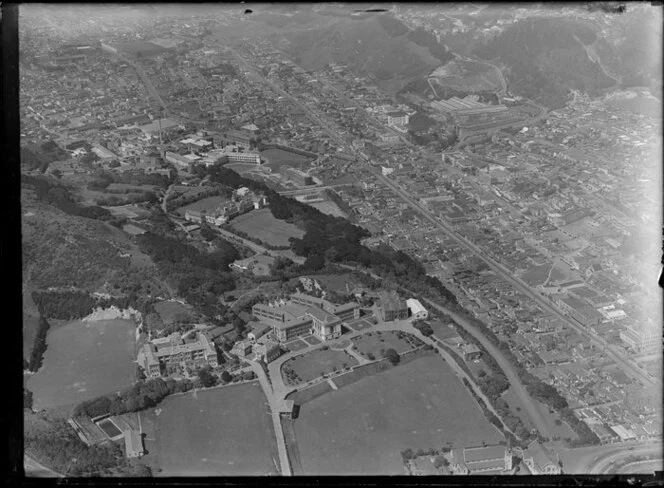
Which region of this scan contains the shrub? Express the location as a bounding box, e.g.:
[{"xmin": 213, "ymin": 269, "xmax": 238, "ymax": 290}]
[{"xmin": 383, "ymin": 348, "xmax": 400, "ymax": 366}]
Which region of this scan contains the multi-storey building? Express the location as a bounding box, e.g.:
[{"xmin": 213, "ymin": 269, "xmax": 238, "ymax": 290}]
[
  {"xmin": 139, "ymin": 332, "xmax": 218, "ymax": 377},
  {"xmin": 620, "ymin": 323, "xmax": 661, "ymax": 353},
  {"xmin": 253, "ymin": 293, "xmax": 359, "ymax": 342},
  {"xmin": 451, "ymin": 445, "xmax": 513, "ymax": 475},
  {"xmin": 387, "ymin": 111, "xmax": 409, "ymax": 127},
  {"xmin": 253, "ymin": 340, "xmax": 282, "ymax": 363},
  {"xmin": 378, "ymin": 291, "xmax": 409, "ymax": 322}
]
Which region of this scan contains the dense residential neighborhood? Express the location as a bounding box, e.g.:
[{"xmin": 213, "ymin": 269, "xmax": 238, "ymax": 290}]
[{"xmin": 19, "ymin": 3, "xmax": 661, "ymax": 479}]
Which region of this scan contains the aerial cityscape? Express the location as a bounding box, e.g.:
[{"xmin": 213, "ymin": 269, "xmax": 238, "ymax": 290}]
[{"xmin": 19, "ymin": 2, "xmax": 662, "ymax": 478}]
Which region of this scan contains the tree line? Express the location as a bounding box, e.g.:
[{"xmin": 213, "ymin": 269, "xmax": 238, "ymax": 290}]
[
  {"xmin": 31, "ymin": 289, "xmax": 151, "ymax": 321},
  {"xmin": 204, "ymin": 165, "xmax": 459, "ymax": 309},
  {"xmin": 27, "ymin": 316, "xmax": 51, "ymax": 372},
  {"xmin": 74, "ymin": 377, "xmax": 196, "ymax": 418},
  {"xmin": 21, "ymin": 174, "xmax": 116, "ymax": 222},
  {"xmin": 25, "ymin": 415, "xmax": 130, "ymax": 476}
]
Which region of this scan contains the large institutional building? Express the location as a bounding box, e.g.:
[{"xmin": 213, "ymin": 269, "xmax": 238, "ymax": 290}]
[
  {"xmin": 252, "ymin": 292, "xmax": 360, "ymax": 343},
  {"xmin": 184, "ymin": 186, "xmax": 266, "ymax": 226},
  {"xmin": 451, "ymin": 445, "xmax": 513, "ymax": 475},
  {"xmin": 378, "ymin": 291, "xmax": 409, "ymax": 322},
  {"xmin": 139, "ymin": 331, "xmax": 218, "ymax": 378}
]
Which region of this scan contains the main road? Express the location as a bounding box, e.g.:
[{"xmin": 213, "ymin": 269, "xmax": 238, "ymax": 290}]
[
  {"xmin": 556, "ymin": 438, "xmax": 662, "ymax": 474},
  {"xmin": 368, "ymin": 169, "xmax": 655, "ymax": 388},
  {"xmin": 335, "ymin": 263, "xmax": 553, "ymax": 439}
]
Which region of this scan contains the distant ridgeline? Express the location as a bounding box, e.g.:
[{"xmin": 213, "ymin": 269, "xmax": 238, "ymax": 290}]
[
  {"xmin": 473, "ymin": 17, "xmax": 614, "ymax": 109},
  {"xmin": 205, "ymin": 164, "xmax": 459, "ymax": 308},
  {"xmin": 375, "ymin": 14, "xmax": 454, "ymax": 65}
]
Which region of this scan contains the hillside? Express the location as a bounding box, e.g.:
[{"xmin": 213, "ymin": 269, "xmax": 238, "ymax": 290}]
[
  {"xmin": 276, "ymin": 13, "xmax": 449, "ymax": 94},
  {"xmin": 473, "ymin": 17, "xmax": 615, "ymax": 108},
  {"xmin": 21, "ymin": 185, "xmax": 168, "ymax": 360},
  {"xmin": 593, "ymin": 6, "xmax": 662, "ymax": 90}
]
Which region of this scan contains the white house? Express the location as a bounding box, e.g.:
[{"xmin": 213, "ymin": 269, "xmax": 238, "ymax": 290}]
[{"xmin": 407, "ymin": 298, "xmax": 428, "ymax": 320}]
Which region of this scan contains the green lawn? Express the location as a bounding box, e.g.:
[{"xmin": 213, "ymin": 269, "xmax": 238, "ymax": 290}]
[
  {"xmin": 292, "ymin": 354, "xmax": 504, "ymax": 475},
  {"xmin": 352, "ymin": 331, "xmax": 417, "ymax": 359},
  {"xmin": 260, "ymin": 148, "xmax": 313, "ymax": 172},
  {"xmin": 230, "ymin": 208, "xmax": 304, "ymax": 247},
  {"xmin": 154, "ymin": 382, "xmax": 280, "ymax": 476},
  {"xmin": 175, "ymin": 196, "xmax": 229, "ymax": 217},
  {"xmin": 154, "ymin": 300, "xmax": 193, "ymax": 324},
  {"xmin": 282, "ymin": 348, "xmax": 358, "ymax": 385},
  {"xmin": 26, "ymin": 319, "xmax": 136, "ymax": 410}
]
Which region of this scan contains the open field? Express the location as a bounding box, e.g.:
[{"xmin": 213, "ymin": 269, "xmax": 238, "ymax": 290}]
[
  {"xmin": 230, "ymin": 208, "xmax": 304, "ymax": 247},
  {"xmin": 520, "ymin": 264, "xmax": 551, "ymax": 286},
  {"xmin": 292, "ymin": 355, "xmax": 503, "ymax": 475},
  {"xmin": 260, "ymin": 148, "xmax": 314, "ymax": 172},
  {"xmin": 282, "ymin": 348, "xmax": 358, "ymax": 385},
  {"xmin": 311, "ymin": 273, "xmax": 356, "ymax": 294},
  {"xmin": 429, "ymin": 59, "xmax": 502, "ymax": 93},
  {"xmin": 154, "ymin": 382, "xmax": 280, "ymax": 476},
  {"xmin": 175, "ymin": 196, "xmax": 229, "ymax": 217},
  {"xmin": 310, "ymin": 200, "xmax": 347, "ymax": 218},
  {"xmin": 352, "ymin": 331, "xmax": 418, "ymax": 358},
  {"xmin": 154, "ymin": 300, "xmax": 193, "ymax": 324},
  {"xmin": 116, "ymin": 40, "xmax": 169, "ymax": 56},
  {"xmin": 26, "ymin": 319, "xmax": 136, "ymax": 410},
  {"xmin": 282, "ymin": 338, "xmax": 309, "ymax": 353}
]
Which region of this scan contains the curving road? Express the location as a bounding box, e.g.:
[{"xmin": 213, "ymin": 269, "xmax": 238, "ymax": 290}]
[{"xmin": 369, "ymin": 169, "xmax": 655, "ymax": 388}]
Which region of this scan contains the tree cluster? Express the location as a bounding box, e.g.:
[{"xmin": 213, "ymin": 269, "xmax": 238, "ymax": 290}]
[
  {"xmin": 383, "ymin": 348, "xmax": 400, "ymax": 366},
  {"xmin": 407, "ymin": 26, "xmax": 454, "ymax": 64},
  {"xmin": 74, "ymin": 377, "xmax": 194, "ymax": 418},
  {"xmin": 21, "ymin": 174, "xmax": 114, "ymax": 222},
  {"xmin": 28, "ymin": 316, "xmax": 51, "ymax": 372},
  {"xmin": 136, "ymin": 232, "xmax": 238, "ymax": 318},
  {"xmin": 31, "ymin": 289, "xmax": 150, "ymax": 321},
  {"xmin": 25, "ymin": 416, "xmax": 127, "ymax": 476}
]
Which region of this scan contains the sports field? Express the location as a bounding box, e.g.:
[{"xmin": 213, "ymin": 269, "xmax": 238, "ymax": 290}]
[
  {"xmin": 26, "ymin": 319, "xmax": 136, "ymax": 410},
  {"xmin": 175, "ymin": 196, "xmax": 229, "ymax": 217},
  {"xmin": 230, "ymin": 208, "xmax": 305, "ymax": 247},
  {"xmin": 155, "ymin": 382, "xmax": 280, "ymax": 476},
  {"xmin": 282, "ymin": 349, "xmax": 358, "ymax": 384},
  {"xmin": 260, "ymin": 148, "xmax": 313, "ymax": 172},
  {"xmin": 154, "ymin": 300, "xmax": 193, "ymax": 323},
  {"xmin": 352, "ymin": 331, "xmax": 415, "ymax": 358},
  {"xmin": 292, "ymin": 355, "xmax": 503, "ymax": 475}
]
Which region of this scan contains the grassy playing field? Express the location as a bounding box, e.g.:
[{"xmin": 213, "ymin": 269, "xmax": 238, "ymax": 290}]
[
  {"xmin": 260, "ymin": 148, "xmax": 313, "ymax": 172},
  {"xmin": 351, "ymin": 331, "xmax": 417, "ymax": 358},
  {"xmin": 292, "ymin": 354, "xmax": 504, "ymax": 475},
  {"xmin": 230, "ymin": 208, "xmax": 305, "ymax": 247},
  {"xmin": 175, "ymin": 196, "xmax": 229, "ymax": 217},
  {"xmin": 282, "ymin": 348, "xmax": 358, "ymax": 385},
  {"xmin": 26, "ymin": 319, "xmax": 136, "ymax": 411},
  {"xmin": 154, "ymin": 382, "xmax": 280, "ymax": 476}
]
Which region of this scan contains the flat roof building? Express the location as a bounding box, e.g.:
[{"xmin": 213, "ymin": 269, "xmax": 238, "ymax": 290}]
[{"xmin": 123, "ymin": 429, "xmax": 145, "ymax": 458}]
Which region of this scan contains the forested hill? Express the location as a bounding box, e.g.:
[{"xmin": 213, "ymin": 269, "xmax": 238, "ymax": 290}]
[
  {"xmin": 473, "ymin": 17, "xmax": 615, "ymax": 109},
  {"xmin": 277, "ymin": 13, "xmax": 452, "ymax": 93}
]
